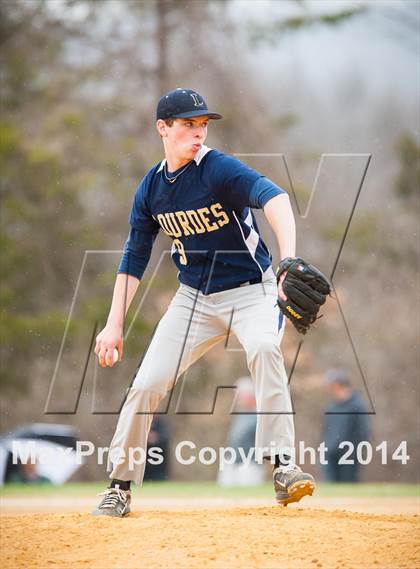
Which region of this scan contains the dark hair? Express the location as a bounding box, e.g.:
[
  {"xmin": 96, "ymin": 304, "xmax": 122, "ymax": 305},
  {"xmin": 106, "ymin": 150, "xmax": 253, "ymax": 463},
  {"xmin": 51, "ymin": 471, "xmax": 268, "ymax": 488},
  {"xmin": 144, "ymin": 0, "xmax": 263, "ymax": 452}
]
[{"xmin": 164, "ymin": 118, "xmax": 174, "ymax": 127}]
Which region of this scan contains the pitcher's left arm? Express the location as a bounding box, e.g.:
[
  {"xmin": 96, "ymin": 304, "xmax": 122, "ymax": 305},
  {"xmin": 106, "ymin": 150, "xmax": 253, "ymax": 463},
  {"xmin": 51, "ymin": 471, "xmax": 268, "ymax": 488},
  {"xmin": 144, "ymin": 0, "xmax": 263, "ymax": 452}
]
[{"xmin": 263, "ymin": 194, "xmax": 296, "ymax": 300}]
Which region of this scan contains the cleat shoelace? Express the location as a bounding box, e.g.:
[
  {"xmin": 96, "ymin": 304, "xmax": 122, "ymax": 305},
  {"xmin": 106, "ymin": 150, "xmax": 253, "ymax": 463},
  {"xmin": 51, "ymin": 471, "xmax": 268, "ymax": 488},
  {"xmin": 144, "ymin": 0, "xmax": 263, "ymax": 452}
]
[
  {"xmin": 97, "ymin": 488, "xmax": 127, "ymax": 509},
  {"xmin": 274, "ymin": 463, "xmax": 301, "ymax": 476},
  {"xmin": 280, "ymin": 464, "xmax": 301, "ymax": 474}
]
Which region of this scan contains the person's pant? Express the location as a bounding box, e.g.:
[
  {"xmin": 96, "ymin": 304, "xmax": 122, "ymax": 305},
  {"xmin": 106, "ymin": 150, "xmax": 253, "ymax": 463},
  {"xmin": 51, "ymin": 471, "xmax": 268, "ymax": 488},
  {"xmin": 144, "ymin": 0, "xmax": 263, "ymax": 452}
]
[
  {"xmin": 324, "ymin": 452, "xmax": 360, "ymax": 483},
  {"xmin": 107, "ymin": 270, "xmax": 295, "ymax": 485}
]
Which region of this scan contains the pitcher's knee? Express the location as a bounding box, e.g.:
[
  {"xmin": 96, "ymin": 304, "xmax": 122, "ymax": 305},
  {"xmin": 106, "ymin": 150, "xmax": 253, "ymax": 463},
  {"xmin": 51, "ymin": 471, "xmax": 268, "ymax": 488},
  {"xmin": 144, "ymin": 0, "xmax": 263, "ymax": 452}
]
[
  {"xmin": 247, "ymin": 339, "xmax": 282, "ymax": 364},
  {"xmin": 132, "ymin": 369, "xmax": 175, "ymax": 394}
]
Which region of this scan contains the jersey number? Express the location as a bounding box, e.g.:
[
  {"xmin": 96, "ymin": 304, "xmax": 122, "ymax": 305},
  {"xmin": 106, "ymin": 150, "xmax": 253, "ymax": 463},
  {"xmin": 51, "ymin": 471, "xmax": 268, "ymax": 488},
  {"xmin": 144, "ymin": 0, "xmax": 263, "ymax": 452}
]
[{"xmin": 173, "ymin": 239, "xmax": 187, "ymax": 265}]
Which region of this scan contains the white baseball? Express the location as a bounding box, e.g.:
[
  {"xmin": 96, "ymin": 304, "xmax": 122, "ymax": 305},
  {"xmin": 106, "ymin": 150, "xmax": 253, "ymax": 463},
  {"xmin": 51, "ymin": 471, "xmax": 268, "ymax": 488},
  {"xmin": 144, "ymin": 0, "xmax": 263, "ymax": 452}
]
[{"xmin": 106, "ymin": 348, "xmax": 119, "ymax": 366}]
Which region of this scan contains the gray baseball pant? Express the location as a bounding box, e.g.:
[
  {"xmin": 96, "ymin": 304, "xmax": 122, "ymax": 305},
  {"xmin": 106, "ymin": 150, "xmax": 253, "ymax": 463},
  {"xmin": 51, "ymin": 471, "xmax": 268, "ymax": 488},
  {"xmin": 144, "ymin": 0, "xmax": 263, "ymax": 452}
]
[{"xmin": 107, "ymin": 270, "xmax": 295, "ymax": 485}]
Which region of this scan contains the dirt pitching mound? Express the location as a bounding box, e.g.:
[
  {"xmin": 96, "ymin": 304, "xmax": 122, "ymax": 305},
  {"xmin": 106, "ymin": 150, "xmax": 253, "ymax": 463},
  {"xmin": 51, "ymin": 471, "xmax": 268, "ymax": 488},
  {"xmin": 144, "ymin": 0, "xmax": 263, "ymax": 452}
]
[{"xmin": 1, "ymin": 507, "xmax": 419, "ymax": 569}]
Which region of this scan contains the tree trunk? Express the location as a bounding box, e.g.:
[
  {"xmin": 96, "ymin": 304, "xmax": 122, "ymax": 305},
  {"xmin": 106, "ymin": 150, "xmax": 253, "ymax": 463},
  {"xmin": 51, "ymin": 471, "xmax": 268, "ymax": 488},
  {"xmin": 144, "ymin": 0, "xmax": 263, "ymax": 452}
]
[{"xmin": 156, "ymin": 0, "xmax": 170, "ymax": 96}]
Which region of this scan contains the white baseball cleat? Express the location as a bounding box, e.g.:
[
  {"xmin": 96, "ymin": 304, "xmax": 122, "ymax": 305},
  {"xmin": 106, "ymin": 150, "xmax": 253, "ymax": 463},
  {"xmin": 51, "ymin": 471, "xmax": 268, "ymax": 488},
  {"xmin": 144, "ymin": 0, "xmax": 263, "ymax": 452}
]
[
  {"xmin": 273, "ymin": 464, "xmax": 315, "ymax": 507},
  {"xmin": 92, "ymin": 485, "xmax": 131, "ymax": 517}
]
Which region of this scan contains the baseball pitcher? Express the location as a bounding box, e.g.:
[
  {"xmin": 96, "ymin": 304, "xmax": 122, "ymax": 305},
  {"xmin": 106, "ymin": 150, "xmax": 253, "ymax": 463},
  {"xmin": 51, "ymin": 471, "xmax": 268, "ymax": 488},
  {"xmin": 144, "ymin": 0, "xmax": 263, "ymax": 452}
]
[{"xmin": 92, "ymin": 88, "xmax": 330, "ymax": 517}]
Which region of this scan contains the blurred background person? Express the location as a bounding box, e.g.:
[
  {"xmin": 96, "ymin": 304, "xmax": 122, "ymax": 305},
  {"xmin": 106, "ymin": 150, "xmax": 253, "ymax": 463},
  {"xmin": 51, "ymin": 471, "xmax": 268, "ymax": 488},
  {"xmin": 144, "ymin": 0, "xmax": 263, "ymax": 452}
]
[
  {"xmin": 143, "ymin": 415, "xmax": 170, "ymax": 481},
  {"xmin": 218, "ymin": 376, "xmax": 265, "ymax": 487},
  {"xmin": 8, "ymin": 459, "xmax": 51, "ymax": 485},
  {"xmin": 322, "ymin": 368, "xmax": 370, "ymax": 483}
]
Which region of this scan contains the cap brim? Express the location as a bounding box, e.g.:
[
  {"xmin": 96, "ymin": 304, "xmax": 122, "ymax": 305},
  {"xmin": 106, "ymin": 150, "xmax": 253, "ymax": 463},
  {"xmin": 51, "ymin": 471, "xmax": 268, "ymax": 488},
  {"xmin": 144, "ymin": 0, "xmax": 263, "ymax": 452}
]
[{"xmin": 172, "ymin": 110, "xmax": 223, "ymax": 120}]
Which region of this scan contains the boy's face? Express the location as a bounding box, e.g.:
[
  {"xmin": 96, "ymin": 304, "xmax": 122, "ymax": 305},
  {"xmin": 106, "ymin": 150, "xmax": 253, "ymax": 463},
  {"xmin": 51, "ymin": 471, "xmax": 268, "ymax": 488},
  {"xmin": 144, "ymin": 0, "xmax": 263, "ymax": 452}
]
[
  {"xmin": 327, "ymin": 381, "xmax": 351, "ymax": 402},
  {"xmin": 157, "ymin": 116, "xmax": 209, "ymax": 160}
]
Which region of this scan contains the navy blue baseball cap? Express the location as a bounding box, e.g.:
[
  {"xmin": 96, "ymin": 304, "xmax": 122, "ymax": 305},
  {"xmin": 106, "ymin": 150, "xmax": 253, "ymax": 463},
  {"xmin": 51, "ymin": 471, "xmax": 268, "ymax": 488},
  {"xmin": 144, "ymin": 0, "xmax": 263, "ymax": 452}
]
[
  {"xmin": 156, "ymin": 88, "xmax": 223, "ymax": 121},
  {"xmin": 325, "ymin": 368, "xmax": 350, "ymax": 385}
]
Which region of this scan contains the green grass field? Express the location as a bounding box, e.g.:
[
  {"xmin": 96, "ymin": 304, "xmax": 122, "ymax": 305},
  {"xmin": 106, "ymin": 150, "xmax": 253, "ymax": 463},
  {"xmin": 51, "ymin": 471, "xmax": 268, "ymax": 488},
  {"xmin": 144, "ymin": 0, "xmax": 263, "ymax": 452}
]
[{"xmin": 1, "ymin": 481, "xmax": 419, "ymax": 498}]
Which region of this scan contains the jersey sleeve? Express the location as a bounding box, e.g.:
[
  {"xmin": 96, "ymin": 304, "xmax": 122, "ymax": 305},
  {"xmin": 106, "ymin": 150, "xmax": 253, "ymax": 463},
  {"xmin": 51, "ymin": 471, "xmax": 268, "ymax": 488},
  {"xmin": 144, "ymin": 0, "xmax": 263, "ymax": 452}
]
[
  {"xmin": 117, "ymin": 179, "xmax": 160, "ymax": 280},
  {"xmin": 207, "ymin": 153, "xmax": 287, "ymax": 210}
]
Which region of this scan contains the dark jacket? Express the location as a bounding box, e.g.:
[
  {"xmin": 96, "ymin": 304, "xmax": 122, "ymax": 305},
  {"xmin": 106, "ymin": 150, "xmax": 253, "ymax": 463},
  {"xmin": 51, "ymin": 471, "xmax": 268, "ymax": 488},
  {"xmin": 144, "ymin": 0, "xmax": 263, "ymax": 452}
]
[{"xmin": 322, "ymin": 392, "xmax": 370, "ymax": 453}]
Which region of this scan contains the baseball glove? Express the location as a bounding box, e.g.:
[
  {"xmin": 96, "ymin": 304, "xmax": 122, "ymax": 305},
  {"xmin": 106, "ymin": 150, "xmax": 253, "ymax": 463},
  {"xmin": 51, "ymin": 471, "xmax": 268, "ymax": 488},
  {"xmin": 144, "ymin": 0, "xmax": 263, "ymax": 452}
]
[{"xmin": 276, "ymin": 257, "xmax": 331, "ymax": 334}]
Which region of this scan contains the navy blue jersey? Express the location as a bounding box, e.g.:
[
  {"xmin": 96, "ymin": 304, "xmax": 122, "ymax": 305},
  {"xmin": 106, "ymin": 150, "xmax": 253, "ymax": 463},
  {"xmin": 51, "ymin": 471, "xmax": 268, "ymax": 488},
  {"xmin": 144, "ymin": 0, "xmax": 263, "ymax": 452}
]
[{"xmin": 118, "ymin": 146, "xmax": 286, "ymax": 294}]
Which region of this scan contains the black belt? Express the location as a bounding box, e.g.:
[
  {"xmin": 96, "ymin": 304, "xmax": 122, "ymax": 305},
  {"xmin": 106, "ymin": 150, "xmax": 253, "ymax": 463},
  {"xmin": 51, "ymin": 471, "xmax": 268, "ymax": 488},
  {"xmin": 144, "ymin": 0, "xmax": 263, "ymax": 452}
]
[
  {"xmin": 238, "ymin": 276, "xmax": 263, "ymax": 287},
  {"xmin": 209, "ymin": 275, "xmax": 263, "ymax": 293},
  {"xmin": 182, "ymin": 276, "xmax": 264, "ymax": 295}
]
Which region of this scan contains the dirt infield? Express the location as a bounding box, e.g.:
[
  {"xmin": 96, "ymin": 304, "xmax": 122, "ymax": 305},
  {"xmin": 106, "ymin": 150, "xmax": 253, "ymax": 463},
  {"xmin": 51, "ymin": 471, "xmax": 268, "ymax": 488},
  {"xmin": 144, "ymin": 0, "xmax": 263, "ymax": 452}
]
[{"xmin": 1, "ymin": 500, "xmax": 419, "ymax": 569}]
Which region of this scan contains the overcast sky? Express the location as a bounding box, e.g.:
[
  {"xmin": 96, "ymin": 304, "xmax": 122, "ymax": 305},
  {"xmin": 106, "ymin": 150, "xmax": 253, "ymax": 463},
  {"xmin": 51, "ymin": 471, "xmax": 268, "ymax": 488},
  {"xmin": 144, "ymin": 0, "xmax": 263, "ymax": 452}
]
[{"xmin": 229, "ymin": 0, "xmax": 418, "ymax": 110}]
